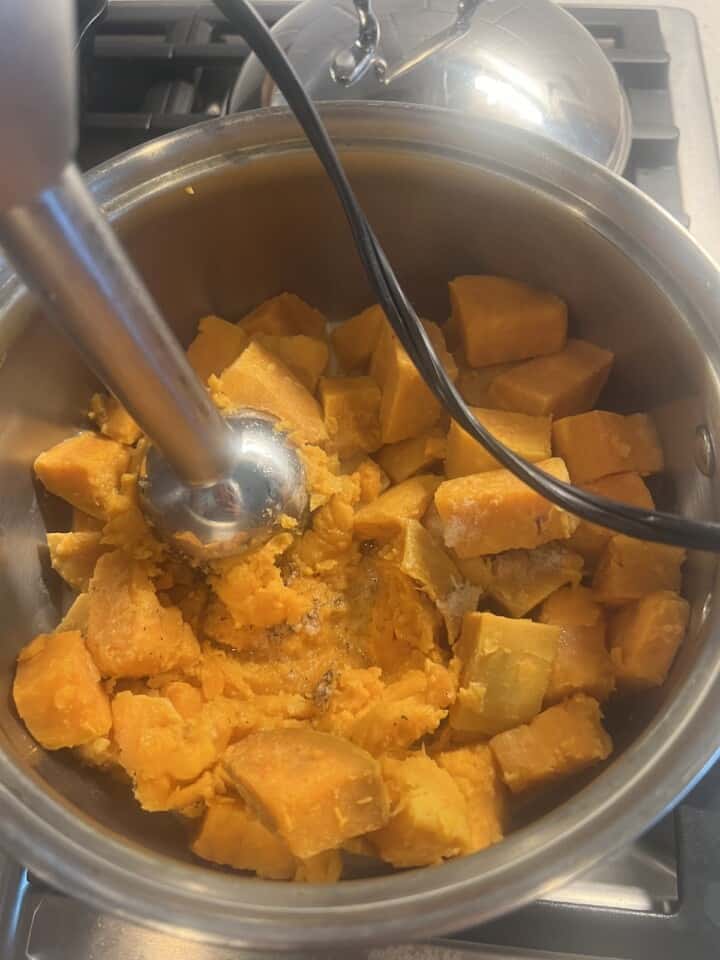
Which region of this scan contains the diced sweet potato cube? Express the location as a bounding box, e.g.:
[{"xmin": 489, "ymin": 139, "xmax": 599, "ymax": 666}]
[
  {"xmin": 609, "ymin": 590, "xmax": 689, "ymax": 689},
  {"xmin": 369, "ymin": 753, "xmax": 471, "ymax": 867},
  {"xmin": 354, "ymin": 474, "xmax": 441, "ymax": 539},
  {"xmin": 192, "ymin": 800, "xmax": 296, "ymax": 879},
  {"xmin": 445, "ymin": 407, "xmax": 551, "ymax": 479},
  {"xmin": 34, "ymin": 432, "xmax": 130, "ymax": 519},
  {"xmin": 490, "ymin": 694, "xmax": 612, "ymax": 793},
  {"xmin": 435, "ymin": 457, "xmax": 578, "ymax": 557},
  {"xmin": 331, "ymin": 304, "xmax": 385, "ymax": 371},
  {"xmin": 544, "ymin": 625, "xmax": 614, "ymax": 704},
  {"xmin": 397, "ymin": 520, "xmax": 480, "ymax": 641},
  {"xmin": 456, "ymin": 362, "xmax": 519, "ymax": 407},
  {"xmin": 319, "ymin": 376, "xmax": 382, "ymax": 458},
  {"xmin": 14, "ymin": 630, "xmax": 111, "ymax": 749},
  {"xmin": 87, "ymin": 551, "xmax": 200, "ymax": 677},
  {"xmin": 567, "ymin": 473, "xmax": 655, "ymax": 566},
  {"xmin": 351, "ymin": 456, "xmax": 389, "ymax": 503},
  {"xmin": 214, "ymin": 340, "xmax": 327, "ymax": 444},
  {"xmin": 89, "ymin": 394, "xmax": 142, "ymax": 445},
  {"xmin": 223, "ymin": 729, "xmax": 389, "ymax": 858},
  {"xmin": 238, "ymin": 292, "xmax": 326, "ymax": 339},
  {"xmin": 436, "ymin": 744, "xmax": 507, "ymax": 853},
  {"xmin": 58, "ymin": 593, "xmax": 90, "ymax": 633},
  {"xmin": 449, "ymin": 276, "xmax": 567, "ymax": 367},
  {"xmin": 552, "ymin": 411, "xmax": 664, "ymax": 482},
  {"xmin": 375, "ymin": 429, "xmax": 446, "ymax": 484},
  {"xmin": 253, "ymin": 333, "xmax": 328, "ymax": 393},
  {"xmin": 450, "ymin": 612, "xmax": 559, "ymax": 735},
  {"xmin": 371, "ymin": 320, "xmax": 457, "ymax": 443},
  {"xmin": 489, "ymin": 339, "xmax": 613, "ymax": 417},
  {"xmin": 462, "ymin": 544, "xmax": 583, "ymax": 619},
  {"xmin": 593, "ymin": 535, "xmax": 685, "ymax": 605},
  {"xmin": 46, "ymin": 531, "xmax": 108, "ymax": 592},
  {"xmin": 186, "ymin": 314, "xmax": 248, "ymax": 381},
  {"xmin": 539, "ymin": 585, "xmax": 603, "ymax": 627}
]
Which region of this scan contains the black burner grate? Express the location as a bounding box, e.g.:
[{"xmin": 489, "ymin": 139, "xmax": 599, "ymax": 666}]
[{"xmin": 78, "ymin": 2, "xmax": 688, "ymax": 226}]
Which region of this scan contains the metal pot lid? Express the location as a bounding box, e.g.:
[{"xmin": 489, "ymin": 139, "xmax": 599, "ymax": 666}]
[{"xmin": 230, "ymin": 0, "xmax": 632, "ymax": 174}]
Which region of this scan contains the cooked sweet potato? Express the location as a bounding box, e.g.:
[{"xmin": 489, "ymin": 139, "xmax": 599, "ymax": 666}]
[
  {"xmin": 353, "ymin": 474, "xmax": 440, "ymax": 539},
  {"xmin": 609, "ymin": 590, "xmax": 689, "ymax": 689},
  {"xmin": 238, "ymin": 292, "xmax": 326, "ymax": 339},
  {"xmin": 186, "ymin": 314, "xmax": 248, "ymax": 381},
  {"xmin": 89, "ymin": 393, "xmax": 142, "ymax": 445},
  {"xmin": 46, "ymin": 531, "xmax": 108, "ymax": 592},
  {"xmin": 539, "ymin": 585, "xmax": 603, "ymax": 627},
  {"xmin": 435, "ymin": 458, "xmax": 578, "ymax": 557},
  {"xmin": 223, "ymin": 729, "xmax": 389, "ymax": 858},
  {"xmin": 13, "ymin": 630, "xmax": 111, "ymax": 749},
  {"xmin": 456, "ymin": 362, "xmax": 519, "ymax": 408},
  {"xmin": 319, "ymin": 376, "xmax": 382, "ymax": 458},
  {"xmin": 552, "ymin": 411, "xmax": 664, "ymax": 482},
  {"xmin": 567, "ymin": 472, "xmax": 655, "ymax": 566},
  {"xmin": 34, "ymin": 432, "xmax": 130, "ymax": 519},
  {"xmin": 593, "ymin": 535, "xmax": 685, "ymax": 605},
  {"xmin": 436, "ymin": 744, "xmax": 507, "ymax": 853},
  {"xmin": 192, "ymin": 799, "xmax": 296, "ymax": 879},
  {"xmin": 445, "ymin": 407, "xmax": 551, "ymax": 478},
  {"xmin": 331, "ymin": 304, "xmax": 385, "ymax": 371},
  {"xmin": 449, "ymin": 276, "xmax": 567, "ymax": 367},
  {"xmin": 253, "ymin": 333, "xmax": 329, "ymax": 393},
  {"xmin": 375, "ymin": 430, "xmax": 446, "ymax": 484},
  {"xmin": 490, "ymin": 694, "xmax": 612, "ymax": 793}
]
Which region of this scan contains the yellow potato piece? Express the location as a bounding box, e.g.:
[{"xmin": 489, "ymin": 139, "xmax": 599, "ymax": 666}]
[
  {"xmin": 353, "ymin": 474, "xmax": 441, "ymax": 539},
  {"xmin": 253, "ymin": 333, "xmax": 329, "ymax": 393},
  {"xmin": 567, "ymin": 472, "xmax": 655, "ymax": 567},
  {"xmin": 46, "ymin": 530, "xmax": 108, "ymax": 592},
  {"xmin": 609, "ymin": 590, "xmax": 689, "ymax": 689},
  {"xmin": 458, "ymin": 543, "xmax": 583, "ymax": 618},
  {"xmin": 552, "ymin": 410, "xmax": 664, "ymax": 482},
  {"xmin": 238, "ymin": 292, "xmax": 326, "ymax": 339},
  {"xmin": 34, "ymin": 432, "xmax": 130, "ymax": 520},
  {"xmin": 215, "ymin": 340, "xmax": 327, "ymax": 444},
  {"xmin": 369, "ymin": 753, "xmax": 471, "ymax": 867},
  {"xmin": 593, "ymin": 535, "xmax": 685, "ymax": 605},
  {"xmin": 319, "ymin": 375, "xmax": 382, "ymax": 458},
  {"xmin": 13, "ymin": 630, "xmax": 111, "ymax": 750},
  {"xmin": 186, "ymin": 314, "xmax": 248, "ymax": 382},
  {"xmin": 331, "ymin": 304, "xmax": 385, "ymax": 371},
  {"xmin": 435, "ymin": 457, "xmax": 578, "ymax": 557},
  {"xmin": 223, "ymin": 729, "xmax": 389, "ymax": 858},
  {"xmin": 490, "ymin": 694, "xmax": 612, "ymax": 794},
  {"xmin": 375, "ymin": 429, "xmax": 446, "ymax": 484},
  {"xmin": 436, "ymin": 744, "xmax": 507, "ymax": 853},
  {"xmin": 87, "ymin": 551, "xmax": 200, "ymax": 678},
  {"xmin": 445, "ymin": 407, "xmax": 551, "ymax": 478},
  {"xmin": 489, "ymin": 339, "xmax": 613, "ymax": 417},
  {"xmin": 192, "ymin": 799, "xmax": 296, "ymax": 879},
  {"xmin": 89, "ymin": 393, "xmax": 142, "ymax": 445},
  {"xmin": 449, "ymin": 275, "xmax": 567, "ymax": 367}
]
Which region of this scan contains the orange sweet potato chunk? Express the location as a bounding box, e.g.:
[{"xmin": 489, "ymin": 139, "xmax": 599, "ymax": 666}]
[
  {"xmin": 14, "ymin": 630, "xmax": 112, "ymax": 749},
  {"xmin": 253, "ymin": 333, "xmax": 329, "ymax": 393},
  {"xmin": 539, "ymin": 585, "xmax": 604, "ymax": 627},
  {"xmin": 34, "ymin": 432, "xmax": 130, "ymax": 519},
  {"xmin": 369, "ymin": 753, "xmax": 471, "ymax": 867},
  {"xmin": 223, "ymin": 729, "xmax": 389, "ymax": 858},
  {"xmin": 353, "ymin": 474, "xmax": 441, "ymax": 539},
  {"xmin": 375, "ymin": 429, "xmax": 446, "ymax": 484},
  {"xmin": 192, "ymin": 799, "xmax": 296, "ymax": 879},
  {"xmin": 490, "ymin": 694, "xmax": 612, "ymax": 794},
  {"xmin": 435, "ymin": 457, "xmax": 578, "ymax": 557},
  {"xmin": 215, "ymin": 340, "xmax": 327, "ymax": 444},
  {"xmin": 449, "ymin": 276, "xmax": 567, "ymax": 367},
  {"xmin": 552, "ymin": 411, "xmax": 664, "ymax": 482},
  {"xmin": 89, "ymin": 394, "xmax": 142, "ymax": 446},
  {"xmin": 489, "ymin": 339, "xmax": 613, "ymax": 417},
  {"xmin": 567, "ymin": 473, "xmax": 655, "ymax": 567},
  {"xmin": 445, "ymin": 407, "xmax": 551, "ymax": 478},
  {"xmin": 186, "ymin": 314, "xmax": 248, "ymax": 382},
  {"xmin": 238, "ymin": 292, "xmax": 326, "ymax": 339},
  {"xmin": 436, "ymin": 744, "xmax": 507, "ymax": 853},
  {"xmin": 593, "ymin": 535, "xmax": 685, "ymax": 605},
  {"xmin": 544, "ymin": 625, "xmax": 614, "ymax": 704},
  {"xmin": 331, "ymin": 304, "xmax": 385, "ymax": 371},
  {"xmin": 609, "ymin": 590, "xmax": 689, "ymax": 689},
  {"xmin": 46, "ymin": 531, "xmax": 108, "ymax": 592},
  {"xmin": 319, "ymin": 375, "xmax": 382, "ymax": 458},
  {"xmin": 456, "ymin": 362, "xmax": 519, "ymax": 408},
  {"xmin": 87, "ymin": 551, "xmax": 200, "ymax": 677}
]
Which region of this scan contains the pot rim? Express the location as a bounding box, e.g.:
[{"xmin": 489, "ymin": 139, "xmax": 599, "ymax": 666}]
[{"xmin": 0, "ymin": 102, "xmax": 719, "ymax": 948}]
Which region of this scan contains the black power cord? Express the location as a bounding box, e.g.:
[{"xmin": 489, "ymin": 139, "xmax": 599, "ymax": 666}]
[{"xmin": 215, "ymin": 0, "xmax": 720, "ymax": 553}]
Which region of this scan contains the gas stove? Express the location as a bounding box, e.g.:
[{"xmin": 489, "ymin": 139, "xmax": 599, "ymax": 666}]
[{"xmin": 6, "ymin": 4, "xmax": 719, "ymax": 958}]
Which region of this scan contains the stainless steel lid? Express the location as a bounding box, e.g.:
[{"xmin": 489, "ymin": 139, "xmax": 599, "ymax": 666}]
[{"xmin": 230, "ymin": 0, "xmax": 632, "ymax": 173}]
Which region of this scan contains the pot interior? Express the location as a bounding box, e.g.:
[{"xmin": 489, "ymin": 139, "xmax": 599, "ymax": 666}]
[{"xmin": 0, "ymin": 141, "xmax": 717, "ymax": 874}]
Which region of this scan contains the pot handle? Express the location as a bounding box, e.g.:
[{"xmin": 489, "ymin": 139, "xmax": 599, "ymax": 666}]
[{"xmin": 330, "ymin": 0, "xmax": 482, "ymax": 87}]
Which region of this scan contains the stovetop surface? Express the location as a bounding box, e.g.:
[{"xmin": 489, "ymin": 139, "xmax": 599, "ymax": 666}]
[{"xmin": 8, "ymin": 4, "xmax": 720, "ymax": 958}]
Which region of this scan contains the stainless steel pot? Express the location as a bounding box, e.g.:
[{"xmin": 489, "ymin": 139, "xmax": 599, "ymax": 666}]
[{"xmin": 0, "ymin": 103, "xmax": 719, "ymax": 949}]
